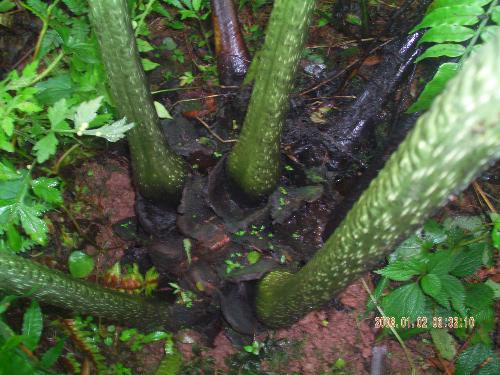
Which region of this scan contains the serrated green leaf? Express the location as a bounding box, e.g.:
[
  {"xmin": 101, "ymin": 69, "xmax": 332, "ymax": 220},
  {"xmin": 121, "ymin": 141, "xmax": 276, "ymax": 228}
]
[
  {"xmin": 415, "ymin": 43, "xmax": 466, "ymax": 63},
  {"xmin": 427, "ymin": 250, "xmax": 455, "ymax": 274},
  {"xmin": 26, "ymin": 0, "xmax": 48, "ymax": 17},
  {"xmin": 62, "ymin": 0, "xmax": 87, "ymax": 15},
  {"xmin": 154, "ymin": 101, "xmax": 173, "ymax": 119},
  {"xmin": 192, "ymin": 0, "xmax": 202, "ymax": 11},
  {"xmin": 15, "ymin": 101, "xmax": 43, "ymax": 114},
  {"xmin": 82, "ymin": 118, "xmax": 134, "ymax": 142},
  {"xmin": 137, "ymin": 38, "xmax": 155, "ymax": 52},
  {"xmin": 33, "ymin": 132, "xmax": 58, "ymax": 163},
  {"xmin": 484, "ymin": 279, "xmax": 500, "ymax": 299},
  {"xmin": 423, "ymin": 220, "xmax": 447, "ymax": 244},
  {"xmin": 141, "ymin": 58, "xmax": 160, "ymax": 71},
  {"xmin": 154, "ymin": 348, "xmax": 182, "ymax": 375},
  {"xmin": 492, "ymin": 6, "xmax": 500, "ymax": 24},
  {"xmin": 31, "ymin": 177, "xmax": 62, "ymax": 204},
  {"xmin": 381, "ymin": 282, "xmax": 427, "ymax": 320},
  {"xmin": 22, "ymin": 301, "xmax": 43, "ymax": 350},
  {"xmin": 465, "ymin": 283, "xmax": 494, "ymax": 309},
  {"xmin": 68, "ymin": 251, "xmax": 94, "ymax": 278},
  {"xmin": 430, "ymin": 329, "xmax": 456, "ymax": 360},
  {"xmin": 419, "ymin": 25, "xmax": 475, "ymax": 44},
  {"xmin": 16, "ymin": 204, "xmax": 47, "ymax": 244},
  {"xmin": 439, "ymin": 274, "xmax": 466, "ymax": 315},
  {"xmin": 389, "ymin": 234, "xmax": 424, "ymax": 262},
  {"xmin": 375, "ymin": 258, "xmax": 424, "ymax": 281},
  {"xmin": 35, "ymin": 74, "xmax": 74, "ymax": 105},
  {"xmin": 6, "ymin": 224, "xmax": 22, "ymax": 252},
  {"xmin": 456, "ymin": 344, "xmax": 500, "ymax": 375},
  {"xmin": 73, "ymin": 96, "xmax": 103, "ymax": 129},
  {"xmin": 421, "ymin": 274, "xmax": 449, "ymax": 307},
  {"xmin": 48, "ymin": 99, "xmax": 69, "ymax": 128},
  {"xmin": 40, "ymin": 339, "xmax": 65, "ymax": 368},
  {"xmin": 450, "ymin": 246, "xmax": 483, "ymax": 277},
  {"xmin": 411, "ymin": 5, "xmax": 483, "ymax": 32}
]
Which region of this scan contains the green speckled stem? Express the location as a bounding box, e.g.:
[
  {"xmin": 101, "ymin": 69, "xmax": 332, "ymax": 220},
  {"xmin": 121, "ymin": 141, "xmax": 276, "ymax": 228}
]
[
  {"xmin": 227, "ymin": 0, "xmax": 316, "ymax": 199},
  {"xmin": 88, "ymin": 0, "xmax": 186, "ymax": 202},
  {"xmin": 256, "ymin": 33, "xmax": 500, "ymax": 327},
  {"xmin": 0, "ymin": 251, "xmax": 173, "ymax": 330}
]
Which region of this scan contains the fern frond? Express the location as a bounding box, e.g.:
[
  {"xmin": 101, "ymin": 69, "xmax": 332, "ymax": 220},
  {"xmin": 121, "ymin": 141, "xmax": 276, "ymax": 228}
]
[{"xmin": 408, "ymin": 0, "xmax": 498, "ymax": 113}]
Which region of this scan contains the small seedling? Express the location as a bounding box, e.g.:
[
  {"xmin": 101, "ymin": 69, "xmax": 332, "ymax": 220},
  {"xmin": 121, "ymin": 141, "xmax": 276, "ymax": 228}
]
[{"xmin": 243, "ymin": 340, "xmax": 263, "ymax": 356}]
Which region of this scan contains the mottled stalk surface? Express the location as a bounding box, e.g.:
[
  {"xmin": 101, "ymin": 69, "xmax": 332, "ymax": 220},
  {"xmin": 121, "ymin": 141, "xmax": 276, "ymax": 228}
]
[
  {"xmin": 88, "ymin": 0, "xmax": 186, "ymax": 201},
  {"xmin": 227, "ymin": 0, "xmax": 316, "ymax": 198},
  {"xmin": 0, "ymin": 251, "xmax": 174, "ymax": 330},
  {"xmin": 256, "ymin": 33, "xmax": 500, "ymax": 327}
]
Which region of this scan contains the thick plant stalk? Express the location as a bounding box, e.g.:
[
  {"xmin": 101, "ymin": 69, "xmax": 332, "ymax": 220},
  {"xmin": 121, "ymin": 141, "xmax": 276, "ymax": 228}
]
[
  {"xmin": 211, "ymin": 0, "xmax": 250, "ymax": 85},
  {"xmin": 227, "ymin": 0, "xmax": 316, "ymax": 199},
  {"xmin": 0, "ymin": 251, "xmax": 174, "ymax": 330},
  {"xmin": 88, "ymin": 0, "xmax": 186, "ymax": 202},
  {"xmin": 256, "ymin": 33, "xmax": 500, "ymax": 327}
]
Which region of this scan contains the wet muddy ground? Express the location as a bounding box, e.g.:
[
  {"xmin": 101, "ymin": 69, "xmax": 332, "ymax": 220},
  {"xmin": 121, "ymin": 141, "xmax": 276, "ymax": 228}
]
[{"xmin": 2, "ymin": 0, "xmax": 499, "ymax": 373}]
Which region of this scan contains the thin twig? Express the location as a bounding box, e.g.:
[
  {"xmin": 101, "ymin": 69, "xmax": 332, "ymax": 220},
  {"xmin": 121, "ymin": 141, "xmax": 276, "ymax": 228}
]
[
  {"xmin": 472, "ymin": 181, "xmax": 497, "ymax": 214},
  {"xmin": 361, "ymin": 278, "xmax": 419, "ymax": 375},
  {"xmin": 170, "ymin": 94, "xmax": 226, "ymax": 109},
  {"xmin": 194, "ymin": 117, "xmax": 237, "ymax": 144}
]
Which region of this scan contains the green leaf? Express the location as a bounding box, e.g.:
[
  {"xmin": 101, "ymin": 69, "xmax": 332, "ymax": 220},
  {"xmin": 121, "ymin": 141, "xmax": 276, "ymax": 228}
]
[
  {"xmin": 381, "ymin": 282, "xmax": 427, "ymax": 320},
  {"xmin": 31, "ymin": 177, "xmax": 62, "ymax": 204},
  {"xmin": 484, "ymin": 279, "xmax": 500, "ymax": 300},
  {"xmin": 492, "ymin": 6, "xmax": 500, "ymax": 25},
  {"xmin": 419, "ymin": 25, "xmax": 475, "ymax": 44},
  {"xmin": 68, "ymin": 251, "xmax": 94, "ymax": 278},
  {"xmin": 40, "ymin": 339, "xmax": 65, "ymax": 368},
  {"xmin": 450, "ymin": 246, "xmax": 483, "ymax": 277},
  {"xmin": 35, "ymin": 74, "xmax": 74, "ymax": 105},
  {"xmin": 62, "ymin": 0, "xmax": 87, "ymax": 15},
  {"xmin": 16, "ymin": 204, "xmax": 47, "ymax": 244},
  {"xmin": 33, "ymin": 132, "xmax": 58, "ymax": 163},
  {"xmin": 375, "ymin": 258, "xmax": 423, "ymax": 281},
  {"xmin": 161, "ymin": 37, "xmax": 177, "ymax": 50},
  {"xmin": 26, "ymin": 0, "xmax": 48, "ymax": 17},
  {"xmin": 389, "ymin": 234, "xmax": 424, "ymax": 262},
  {"xmin": 48, "ymin": 99, "xmax": 69, "ymax": 128},
  {"xmin": 0, "ymin": 161, "xmax": 19, "ymax": 181},
  {"xmin": 427, "ymin": 250, "xmax": 455, "ymax": 274},
  {"xmin": 0, "ymin": 0, "xmax": 16, "ymax": 12},
  {"xmin": 136, "ymin": 38, "xmax": 155, "ymax": 52},
  {"xmin": 6, "ymin": 224, "xmax": 23, "ymax": 252},
  {"xmin": 420, "ymin": 273, "xmax": 448, "ymax": 307},
  {"xmin": 247, "ymin": 251, "xmax": 261, "ymax": 265},
  {"xmin": 456, "ymin": 344, "xmax": 500, "ymax": 375},
  {"xmin": 345, "ymin": 13, "xmax": 362, "ymax": 26},
  {"xmin": 15, "ymin": 101, "xmax": 43, "ymax": 114},
  {"xmin": 1, "ymin": 117, "xmax": 14, "ymax": 138},
  {"xmin": 423, "ymin": 220, "xmax": 447, "ymax": 244},
  {"xmin": 411, "ymin": 5, "xmax": 483, "ymax": 32},
  {"xmin": 492, "ymin": 213, "xmax": 500, "ymax": 249},
  {"xmin": 141, "ymin": 58, "xmax": 160, "ymax": 71},
  {"xmin": 365, "ymin": 277, "xmax": 390, "ymax": 314},
  {"xmin": 430, "ymin": 329, "xmax": 456, "ymax": 361},
  {"xmin": 22, "ymin": 301, "xmax": 43, "ymax": 350},
  {"xmin": 465, "ymin": 283, "xmax": 494, "ymax": 309},
  {"xmin": 430, "ymin": 0, "xmax": 494, "ymax": 9},
  {"xmin": 439, "ymin": 274, "xmax": 466, "ymax": 315},
  {"xmin": 73, "ymin": 96, "xmax": 103, "ymax": 129},
  {"xmin": 154, "ymin": 101, "xmax": 173, "ymax": 119},
  {"xmin": 82, "ymin": 118, "xmax": 134, "ymax": 142},
  {"xmin": 416, "ymin": 43, "xmax": 466, "ymax": 63}
]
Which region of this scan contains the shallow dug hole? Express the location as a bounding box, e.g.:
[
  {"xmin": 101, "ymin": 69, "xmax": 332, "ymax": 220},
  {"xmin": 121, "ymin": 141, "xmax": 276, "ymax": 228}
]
[{"xmin": 70, "ymin": 156, "xmax": 438, "ymax": 375}]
